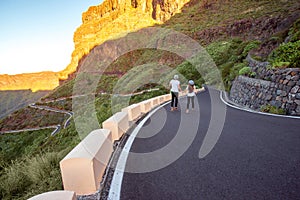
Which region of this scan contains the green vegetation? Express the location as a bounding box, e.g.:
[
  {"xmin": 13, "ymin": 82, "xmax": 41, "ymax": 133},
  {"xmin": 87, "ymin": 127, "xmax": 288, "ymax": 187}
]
[
  {"xmin": 0, "ymin": 107, "xmax": 67, "ymax": 131},
  {"xmin": 43, "ymin": 79, "xmax": 75, "ymax": 100},
  {"xmin": 177, "ymin": 61, "xmax": 204, "ymax": 87},
  {"xmin": 36, "ymin": 99, "xmax": 72, "ymax": 111},
  {"xmin": 268, "ymin": 40, "xmax": 300, "ymax": 68},
  {"xmin": 0, "ymin": 90, "xmax": 48, "ymax": 119},
  {"xmin": 0, "ymin": 125, "xmax": 80, "ymax": 200},
  {"xmin": 238, "ymin": 66, "xmax": 251, "ymax": 76},
  {"xmin": 0, "ymin": 151, "xmax": 64, "ymax": 200},
  {"xmin": 260, "ymin": 104, "xmax": 286, "ymax": 115},
  {"xmin": 242, "ymin": 41, "xmax": 261, "ymax": 57},
  {"xmin": 0, "ymin": 130, "xmax": 52, "ymax": 166},
  {"xmin": 129, "ymin": 87, "xmax": 168, "ymax": 105},
  {"xmin": 162, "ymin": 0, "xmax": 298, "ymax": 38},
  {"xmin": 267, "ymin": 18, "xmax": 300, "ymax": 68},
  {"xmin": 238, "ymin": 66, "xmax": 256, "ymax": 77},
  {"xmin": 204, "ymin": 39, "xmax": 260, "ymax": 90},
  {"xmin": 289, "ymin": 18, "xmax": 300, "ymax": 42}
]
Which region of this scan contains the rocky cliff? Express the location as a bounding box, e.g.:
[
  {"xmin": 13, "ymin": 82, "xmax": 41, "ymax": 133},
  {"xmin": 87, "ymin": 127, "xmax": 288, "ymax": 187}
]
[
  {"xmin": 58, "ymin": 0, "xmax": 191, "ymax": 79},
  {"xmin": 0, "ymin": 72, "xmax": 59, "ymax": 92}
]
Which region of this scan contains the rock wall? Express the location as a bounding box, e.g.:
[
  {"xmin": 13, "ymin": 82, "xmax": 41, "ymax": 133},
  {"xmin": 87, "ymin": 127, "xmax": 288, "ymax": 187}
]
[{"xmin": 230, "ymin": 69, "xmax": 300, "ymax": 115}]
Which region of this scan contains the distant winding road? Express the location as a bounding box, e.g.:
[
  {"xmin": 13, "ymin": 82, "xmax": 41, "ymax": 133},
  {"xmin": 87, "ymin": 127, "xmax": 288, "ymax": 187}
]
[
  {"xmin": 0, "ymin": 103, "xmax": 72, "ymax": 136},
  {"xmin": 0, "ymin": 88, "xmax": 160, "ymax": 135},
  {"xmin": 109, "ymin": 88, "xmax": 300, "ymax": 200}
]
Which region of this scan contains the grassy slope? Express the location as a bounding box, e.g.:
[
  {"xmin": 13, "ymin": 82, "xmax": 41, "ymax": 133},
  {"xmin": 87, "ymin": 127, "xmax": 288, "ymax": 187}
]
[
  {"xmin": 1, "ymin": 0, "xmax": 300, "ymax": 199},
  {"xmin": 162, "ymin": 0, "xmax": 299, "ymax": 36},
  {"xmin": 0, "ymin": 90, "xmax": 49, "ymax": 119}
]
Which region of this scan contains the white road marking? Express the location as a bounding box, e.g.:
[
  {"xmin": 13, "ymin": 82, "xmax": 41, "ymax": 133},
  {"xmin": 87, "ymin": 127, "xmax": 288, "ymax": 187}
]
[
  {"xmin": 108, "ymin": 101, "xmax": 170, "ymax": 200},
  {"xmin": 219, "ymin": 91, "xmax": 300, "ymax": 119}
]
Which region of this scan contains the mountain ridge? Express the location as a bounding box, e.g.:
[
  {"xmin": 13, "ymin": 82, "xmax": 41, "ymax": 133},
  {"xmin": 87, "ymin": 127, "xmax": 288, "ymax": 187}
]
[
  {"xmin": 0, "ymin": 71, "xmax": 59, "ymax": 92},
  {"xmin": 0, "ymin": 0, "xmax": 190, "ymax": 91}
]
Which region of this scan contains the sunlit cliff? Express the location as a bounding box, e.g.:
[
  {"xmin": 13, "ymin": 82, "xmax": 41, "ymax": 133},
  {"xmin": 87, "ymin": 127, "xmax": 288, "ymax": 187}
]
[
  {"xmin": 0, "ymin": 72, "xmax": 59, "ymax": 92},
  {"xmin": 58, "ymin": 0, "xmax": 191, "ymax": 79}
]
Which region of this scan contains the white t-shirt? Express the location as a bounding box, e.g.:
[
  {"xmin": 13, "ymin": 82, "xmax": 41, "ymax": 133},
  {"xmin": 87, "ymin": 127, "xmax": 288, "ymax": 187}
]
[{"xmin": 170, "ymin": 79, "xmax": 180, "ymax": 92}]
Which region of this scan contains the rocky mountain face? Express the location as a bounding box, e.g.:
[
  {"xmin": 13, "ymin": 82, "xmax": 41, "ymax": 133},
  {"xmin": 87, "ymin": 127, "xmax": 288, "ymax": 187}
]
[
  {"xmin": 0, "ymin": 72, "xmax": 59, "ymax": 92},
  {"xmin": 58, "ymin": 0, "xmax": 190, "ymax": 80}
]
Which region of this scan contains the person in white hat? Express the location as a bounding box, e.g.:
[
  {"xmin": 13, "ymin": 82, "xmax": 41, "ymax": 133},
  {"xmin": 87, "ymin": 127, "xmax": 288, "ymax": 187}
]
[
  {"xmin": 186, "ymin": 80, "xmax": 196, "ymax": 113},
  {"xmin": 169, "ymin": 75, "xmax": 181, "ymax": 111}
]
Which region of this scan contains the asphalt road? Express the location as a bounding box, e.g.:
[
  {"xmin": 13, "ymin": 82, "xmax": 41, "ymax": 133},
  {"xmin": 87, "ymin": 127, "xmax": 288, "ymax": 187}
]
[{"xmin": 120, "ymin": 89, "xmax": 300, "ymax": 200}]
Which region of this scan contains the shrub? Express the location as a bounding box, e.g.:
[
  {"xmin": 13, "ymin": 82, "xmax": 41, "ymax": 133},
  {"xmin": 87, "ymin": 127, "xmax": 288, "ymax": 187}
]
[
  {"xmin": 238, "ymin": 66, "xmax": 252, "ymax": 76},
  {"xmin": 268, "ymin": 40, "xmax": 300, "ymax": 68},
  {"xmin": 260, "ymin": 105, "xmax": 286, "ymax": 115},
  {"xmin": 242, "ymin": 41, "xmax": 261, "ymax": 57},
  {"xmin": 176, "ymin": 61, "xmax": 204, "ymax": 87},
  {"xmin": 272, "ymin": 61, "xmax": 290, "ymax": 69},
  {"xmin": 0, "ymin": 151, "xmax": 65, "ymax": 200},
  {"xmin": 206, "ymin": 41, "xmax": 235, "ymax": 65},
  {"xmin": 0, "ymin": 161, "xmax": 31, "ymax": 199}
]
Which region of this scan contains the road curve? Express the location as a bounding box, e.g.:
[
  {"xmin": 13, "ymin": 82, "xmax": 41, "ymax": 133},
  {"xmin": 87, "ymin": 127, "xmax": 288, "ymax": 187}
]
[{"xmin": 112, "ymin": 88, "xmax": 300, "ymax": 200}]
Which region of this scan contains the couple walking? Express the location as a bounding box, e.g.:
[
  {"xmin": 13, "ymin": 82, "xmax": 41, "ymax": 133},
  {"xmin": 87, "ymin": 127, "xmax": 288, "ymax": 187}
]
[{"xmin": 169, "ymin": 75, "xmax": 196, "ymax": 113}]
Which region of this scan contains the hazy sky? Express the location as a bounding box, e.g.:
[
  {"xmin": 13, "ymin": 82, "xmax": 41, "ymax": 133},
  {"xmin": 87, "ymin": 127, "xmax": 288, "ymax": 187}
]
[{"xmin": 0, "ymin": 0, "xmax": 102, "ymax": 75}]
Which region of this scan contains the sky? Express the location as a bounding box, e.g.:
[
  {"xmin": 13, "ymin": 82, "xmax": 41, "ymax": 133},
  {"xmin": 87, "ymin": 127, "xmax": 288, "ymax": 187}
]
[{"xmin": 0, "ymin": 0, "xmax": 102, "ymax": 75}]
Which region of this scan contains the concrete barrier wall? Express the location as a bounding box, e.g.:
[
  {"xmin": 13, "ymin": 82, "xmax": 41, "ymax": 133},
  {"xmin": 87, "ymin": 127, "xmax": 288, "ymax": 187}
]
[
  {"xmin": 102, "ymin": 111, "xmax": 129, "ymax": 141},
  {"xmin": 158, "ymin": 96, "xmax": 165, "ymax": 104},
  {"xmin": 162, "ymin": 94, "xmax": 171, "ymax": 102},
  {"xmin": 140, "ymin": 100, "xmax": 152, "ymax": 113},
  {"xmin": 150, "ymin": 96, "xmax": 160, "ymax": 108},
  {"xmin": 60, "ymin": 129, "xmax": 113, "ymax": 195},
  {"xmin": 28, "ymin": 191, "xmax": 76, "ymax": 200},
  {"xmin": 121, "ymin": 103, "xmax": 142, "ymax": 121}
]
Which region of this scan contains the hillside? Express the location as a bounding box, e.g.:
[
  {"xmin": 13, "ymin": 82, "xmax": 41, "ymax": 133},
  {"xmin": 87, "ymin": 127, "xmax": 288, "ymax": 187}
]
[
  {"xmin": 0, "ymin": 0, "xmax": 300, "ymax": 199},
  {"xmin": 0, "ymin": 90, "xmax": 48, "ymax": 119}
]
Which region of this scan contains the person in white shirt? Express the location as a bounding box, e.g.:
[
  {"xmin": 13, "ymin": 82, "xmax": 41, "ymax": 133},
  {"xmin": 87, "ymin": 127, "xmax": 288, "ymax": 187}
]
[
  {"xmin": 186, "ymin": 80, "xmax": 196, "ymax": 113},
  {"xmin": 169, "ymin": 75, "xmax": 181, "ymax": 111}
]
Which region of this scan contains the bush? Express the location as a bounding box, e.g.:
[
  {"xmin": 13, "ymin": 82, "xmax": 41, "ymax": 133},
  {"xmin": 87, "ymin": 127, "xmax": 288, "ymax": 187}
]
[
  {"xmin": 272, "ymin": 61, "xmax": 290, "ymax": 69},
  {"xmin": 242, "ymin": 41, "xmax": 261, "ymax": 57},
  {"xmin": 260, "ymin": 105, "xmax": 286, "ymax": 115},
  {"xmin": 206, "ymin": 41, "xmax": 229, "ymax": 65},
  {"xmin": 238, "ymin": 66, "xmax": 251, "ymax": 76},
  {"xmin": 176, "ymin": 61, "xmax": 204, "ymax": 87},
  {"xmin": 268, "ymin": 40, "xmax": 300, "ymax": 68},
  {"xmin": 0, "ymin": 130, "xmax": 51, "ymax": 166},
  {"xmin": 0, "ymin": 151, "xmax": 65, "ymax": 200}
]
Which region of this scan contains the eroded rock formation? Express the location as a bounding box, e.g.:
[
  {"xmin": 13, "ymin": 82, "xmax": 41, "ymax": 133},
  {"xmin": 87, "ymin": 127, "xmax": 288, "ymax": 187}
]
[{"xmin": 58, "ymin": 0, "xmax": 190, "ymax": 79}]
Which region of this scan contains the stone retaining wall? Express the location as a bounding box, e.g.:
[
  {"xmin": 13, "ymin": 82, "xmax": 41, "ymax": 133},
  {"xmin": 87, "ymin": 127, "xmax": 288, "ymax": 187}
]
[
  {"xmin": 230, "ymin": 54, "xmax": 300, "ymax": 115},
  {"xmin": 230, "ymin": 75, "xmax": 300, "ymax": 115},
  {"xmin": 246, "ymin": 54, "xmax": 300, "ymax": 82}
]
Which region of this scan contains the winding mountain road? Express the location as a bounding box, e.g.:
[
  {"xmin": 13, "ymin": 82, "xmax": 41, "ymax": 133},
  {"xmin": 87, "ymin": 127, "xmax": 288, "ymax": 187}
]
[
  {"xmin": 109, "ymin": 88, "xmax": 300, "ymax": 200},
  {"xmin": 0, "ymin": 88, "xmax": 160, "ymax": 135}
]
